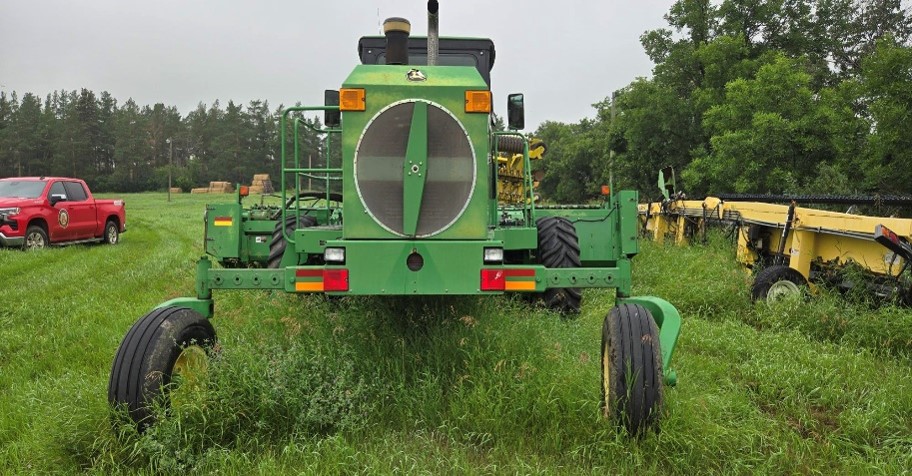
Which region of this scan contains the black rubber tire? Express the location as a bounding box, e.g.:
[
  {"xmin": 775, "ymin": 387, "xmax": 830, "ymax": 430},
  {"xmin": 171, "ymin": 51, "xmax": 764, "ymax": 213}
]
[
  {"xmin": 533, "ymin": 216, "xmax": 582, "ymax": 314},
  {"xmin": 108, "ymin": 306, "xmax": 216, "ymax": 430},
  {"xmin": 601, "ymin": 303, "xmax": 664, "ymax": 435},
  {"xmin": 103, "ymin": 220, "xmax": 119, "ymax": 245},
  {"xmin": 751, "ymin": 265, "xmax": 808, "ymax": 302},
  {"xmin": 267, "ymin": 214, "xmax": 317, "ymax": 269},
  {"xmin": 24, "ymin": 225, "xmax": 48, "ymax": 250}
]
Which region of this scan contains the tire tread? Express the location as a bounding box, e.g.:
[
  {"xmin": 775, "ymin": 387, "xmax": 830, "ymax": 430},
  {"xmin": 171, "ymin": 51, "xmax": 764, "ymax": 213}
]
[
  {"xmin": 534, "ymin": 216, "xmax": 582, "ymax": 313},
  {"xmin": 108, "ymin": 306, "xmax": 215, "ymax": 428},
  {"xmin": 602, "ymin": 303, "xmax": 664, "ymax": 435}
]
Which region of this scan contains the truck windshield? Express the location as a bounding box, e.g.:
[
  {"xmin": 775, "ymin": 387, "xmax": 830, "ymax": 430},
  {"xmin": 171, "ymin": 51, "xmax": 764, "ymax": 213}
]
[{"xmin": 0, "ymin": 181, "xmax": 47, "ymax": 199}]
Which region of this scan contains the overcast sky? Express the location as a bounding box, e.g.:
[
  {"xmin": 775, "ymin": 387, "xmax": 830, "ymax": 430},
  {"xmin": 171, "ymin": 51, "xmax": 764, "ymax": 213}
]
[{"xmin": 1, "ymin": 0, "xmax": 675, "ymax": 129}]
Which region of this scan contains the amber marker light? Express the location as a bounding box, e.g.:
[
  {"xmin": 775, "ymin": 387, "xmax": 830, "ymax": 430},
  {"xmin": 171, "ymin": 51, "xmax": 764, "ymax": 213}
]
[
  {"xmin": 339, "ymin": 88, "xmax": 366, "ymax": 111},
  {"xmin": 601, "ymin": 185, "xmax": 611, "ymax": 196},
  {"xmin": 465, "ymin": 90, "xmax": 491, "ymax": 113},
  {"xmin": 239, "ymin": 185, "xmax": 249, "ymax": 197}
]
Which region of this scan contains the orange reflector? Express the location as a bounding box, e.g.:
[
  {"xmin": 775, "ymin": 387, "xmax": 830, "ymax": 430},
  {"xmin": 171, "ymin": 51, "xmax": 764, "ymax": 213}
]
[
  {"xmin": 239, "ymin": 185, "xmax": 249, "ymax": 197},
  {"xmin": 295, "ymin": 281, "xmax": 324, "ymax": 292},
  {"xmin": 465, "ymin": 90, "xmax": 492, "ymax": 113},
  {"xmin": 505, "ymin": 281, "xmax": 536, "ymax": 291},
  {"xmin": 601, "ymin": 185, "xmax": 611, "ymax": 196},
  {"xmin": 339, "ymin": 88, "xmax": 365, "ymax": 111}
]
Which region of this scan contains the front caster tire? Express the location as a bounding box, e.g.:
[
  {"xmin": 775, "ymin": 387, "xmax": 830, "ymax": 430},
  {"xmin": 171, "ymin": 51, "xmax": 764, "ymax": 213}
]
[
  {"xmin": 751, "ymin": 265, "xmax": 807, "ymax": 303},
  {"xmin": 108, "ymin": 306, "xmax": 216, "ymax": 430},
  {"xmin": 601, "ymin": 303, "xmax": 664, "ymax": 435},
  {"xmin": 533, "ymin": 216, "xmax": 582, "ymax": 314}
]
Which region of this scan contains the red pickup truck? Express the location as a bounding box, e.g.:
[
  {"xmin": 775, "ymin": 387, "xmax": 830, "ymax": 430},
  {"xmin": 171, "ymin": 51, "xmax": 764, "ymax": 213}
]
[{"xmin": 0, "ymin": 177, "xmax": 126, "ymax": 250}]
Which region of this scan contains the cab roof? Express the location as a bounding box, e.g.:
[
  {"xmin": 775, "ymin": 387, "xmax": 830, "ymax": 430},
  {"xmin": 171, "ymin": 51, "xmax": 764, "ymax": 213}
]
[{"xmin": 358, "ymin": 36, "xmax": 496, "ymax": 85}]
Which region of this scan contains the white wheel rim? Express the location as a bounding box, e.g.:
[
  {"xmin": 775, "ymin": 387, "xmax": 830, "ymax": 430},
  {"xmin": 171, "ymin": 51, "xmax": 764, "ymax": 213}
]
[
  {"xmin": 26, "ymin": 232, "xmax": 45, "ymax": 249},
  {"xmin": 170, "ymin": 345, "xmax": 208, "ymax": 407},
  {"xmin": 768, "ymin": 279, "xmax": 800, "ymax": 302}
]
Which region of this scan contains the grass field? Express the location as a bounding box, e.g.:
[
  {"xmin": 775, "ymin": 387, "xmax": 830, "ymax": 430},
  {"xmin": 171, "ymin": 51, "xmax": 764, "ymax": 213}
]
[{"xmin": 1, "ymin": 193, "xmax": 910, "ymax": 474}]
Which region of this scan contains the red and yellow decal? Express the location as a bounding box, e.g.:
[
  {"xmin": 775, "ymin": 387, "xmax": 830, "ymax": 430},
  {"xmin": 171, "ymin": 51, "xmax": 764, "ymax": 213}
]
[
  {"xmin": 295, "ymin": 269, "xmax": 324, "ymax": 292},
  {"xmin": 504, "ymin": 268, "xmax": 536, "ymax": 291},
  {"xmin": 213, "ymin": 216, "xmax": 233, "ymax": 227}
]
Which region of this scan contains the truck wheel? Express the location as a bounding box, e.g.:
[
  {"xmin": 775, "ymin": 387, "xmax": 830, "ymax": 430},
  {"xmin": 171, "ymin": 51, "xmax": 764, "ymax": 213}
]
[
  {"xmin": 108, "ymin": 306, "xmax": 216, "ymax": 430},
  {"xmin": 267, "ymin": 214, "xmax": 317, "ymax": 268},
  {"xmin": 751, "ymin": 265, "xmax": 807, "ymax": 303},
  {"xmin": 103, "ymin": 220, "xmax": 119, "ymax": 245},
  {"xmin": 534, "ymin": 216, "xmax": 582, "ymax": 314},
  {"xmin": 602, "ymin": 303, "xmax": 664, "ymax": 435},
  {"xmin": 24, "ymin": 225, "xmax": 48, "ymax": 250}
]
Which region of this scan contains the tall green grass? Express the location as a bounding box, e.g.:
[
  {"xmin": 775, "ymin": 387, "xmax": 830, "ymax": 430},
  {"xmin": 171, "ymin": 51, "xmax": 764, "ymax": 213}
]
[{"xmin": 1, "ymin": 194, "xmax": 910, "ymax": 474}]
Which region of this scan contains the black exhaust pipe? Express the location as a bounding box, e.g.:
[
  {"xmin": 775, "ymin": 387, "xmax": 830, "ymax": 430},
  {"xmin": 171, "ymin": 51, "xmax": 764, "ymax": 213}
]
[
  {"xmin": 427, "ymin": 0, "xmax": 439, "ymax": 66},
  {"xmin": 383, "ymin": 17, "xmax": 411, "ymax": 65}
]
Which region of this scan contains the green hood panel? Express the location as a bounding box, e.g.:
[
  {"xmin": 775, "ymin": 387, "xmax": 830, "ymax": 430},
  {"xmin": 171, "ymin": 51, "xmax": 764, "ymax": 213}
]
[{"xmin": 340, "ymin": 65, "xmax": 491, "ymax": 240}]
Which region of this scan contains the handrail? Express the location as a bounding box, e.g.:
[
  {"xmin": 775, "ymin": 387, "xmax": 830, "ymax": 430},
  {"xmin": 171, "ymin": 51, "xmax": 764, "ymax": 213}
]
[{"xmin": 280, "ymin": 106, "xmax": 340, "ymax": 245}]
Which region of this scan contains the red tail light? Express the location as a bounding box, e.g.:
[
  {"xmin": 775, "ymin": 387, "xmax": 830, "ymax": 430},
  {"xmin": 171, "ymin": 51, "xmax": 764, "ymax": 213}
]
[
  {"xmin": 323, "ymin": 269, "xmax": 349, "ymax": 292},
  {"xmin": 481, "ymin": 269, "xmax": 505, "ymax": 291}
]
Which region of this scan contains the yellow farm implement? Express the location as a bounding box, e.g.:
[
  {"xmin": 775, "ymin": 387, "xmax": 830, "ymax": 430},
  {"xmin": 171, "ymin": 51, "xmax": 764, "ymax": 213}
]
[
  {"xmin": 497, "ymin": 137, "xmax": 546, "ymax": 204},
  {"xmin": 640, "ymin": 170, "xmax": 912, "ymax": 303}
]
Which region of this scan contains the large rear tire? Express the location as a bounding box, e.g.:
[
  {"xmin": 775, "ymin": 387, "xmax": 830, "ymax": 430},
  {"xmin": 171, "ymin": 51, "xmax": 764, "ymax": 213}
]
[
  {"xmin": 601, "ymin": 303, "xmax": 664, "ymax": 435},
  {"xmin": 267, "ymin": 214, "xmax": 317, "ymax": 269},
  {"xmin": 108, "ymin": 306, "xmax": 216, "ymax": 430},
  {"xmin": 533, "ymin": 216, "xmax": 582, "ymax": 314}
]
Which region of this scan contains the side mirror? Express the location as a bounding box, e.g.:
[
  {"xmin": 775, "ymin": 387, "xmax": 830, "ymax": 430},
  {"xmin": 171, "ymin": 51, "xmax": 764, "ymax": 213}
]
[
  {"xmin": 49, "ymin": 194, "xmax": 66, "ymax": 206},
  {"xmin": 324, "ymin": 90, "xmax": 341, "ymax": 128},
  {"xmin": 507, "ymin": 93, "xmax": 525, "ymax": 131}
]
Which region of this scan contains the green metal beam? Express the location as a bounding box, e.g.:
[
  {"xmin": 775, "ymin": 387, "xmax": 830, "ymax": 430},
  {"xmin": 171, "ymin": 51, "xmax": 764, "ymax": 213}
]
[
  {"xmin": 201, "ymin": 265, "xmax": 628, "ymax": 293},
  {"xmin": 403, "ymin": 101, "xmax": 429, "ymax": 237}
]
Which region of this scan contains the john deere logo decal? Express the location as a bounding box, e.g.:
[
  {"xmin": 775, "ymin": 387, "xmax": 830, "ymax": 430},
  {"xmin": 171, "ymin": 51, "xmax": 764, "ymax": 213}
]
[
  {"xmin": 58, "ymin": 209, "xmax": 69, "ymax": 228},
  {"xmin": 406, "ymin": 69, "xmax": 426, "ymax": 82}
]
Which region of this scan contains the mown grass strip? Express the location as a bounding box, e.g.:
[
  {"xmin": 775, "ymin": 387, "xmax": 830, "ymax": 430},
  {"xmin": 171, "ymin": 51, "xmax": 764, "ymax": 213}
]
[{"xmin": 0, "ymin": 193, "xmax": 910, "ymax": 474}]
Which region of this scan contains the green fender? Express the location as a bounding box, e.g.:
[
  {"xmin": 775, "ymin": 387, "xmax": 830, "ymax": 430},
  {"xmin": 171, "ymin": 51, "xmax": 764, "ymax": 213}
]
[
  {"xmin": 617, "ymin": 295, "xmax": 681, "ymax": 386},
  {"xmin": 154, "ymin": 298, "xmax": 214, "ymax": 319}
]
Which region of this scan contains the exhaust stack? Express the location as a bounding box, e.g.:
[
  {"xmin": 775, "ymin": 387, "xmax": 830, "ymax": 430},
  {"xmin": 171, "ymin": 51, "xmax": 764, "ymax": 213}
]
[
  {"xmin": 427, "ymin": 0, "xmax": 439, "ymax": 66},
  {"xmin": 383, "ymin": 17, "xmax": 411, "ymax": 65}
]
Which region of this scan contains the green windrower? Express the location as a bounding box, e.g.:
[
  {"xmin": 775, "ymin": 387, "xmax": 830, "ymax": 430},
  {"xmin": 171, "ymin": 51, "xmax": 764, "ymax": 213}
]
[{"xmin": 108, "ymin": 2, "xmax": 680, "ymax": 436}]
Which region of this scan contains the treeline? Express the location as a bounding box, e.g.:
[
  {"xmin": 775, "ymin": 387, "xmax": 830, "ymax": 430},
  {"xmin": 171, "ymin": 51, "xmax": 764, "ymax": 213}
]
[
  {"xmin": 0, "ymin": 90, "xmax": 326, "ymax": 192},
  {"xmin": 535, "ymin": 0, "xmax": 912, "ymax": 202},
  {"xmin": 2, "ymin": 1, "xmax": 909, "ymax": 200}
]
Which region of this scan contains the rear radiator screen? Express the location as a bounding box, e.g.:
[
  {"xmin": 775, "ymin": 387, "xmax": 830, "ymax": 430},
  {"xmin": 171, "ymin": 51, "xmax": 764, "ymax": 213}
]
[{"xmin": 355, "ymin": 101, "xmax": 475, "ymax": 236}]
